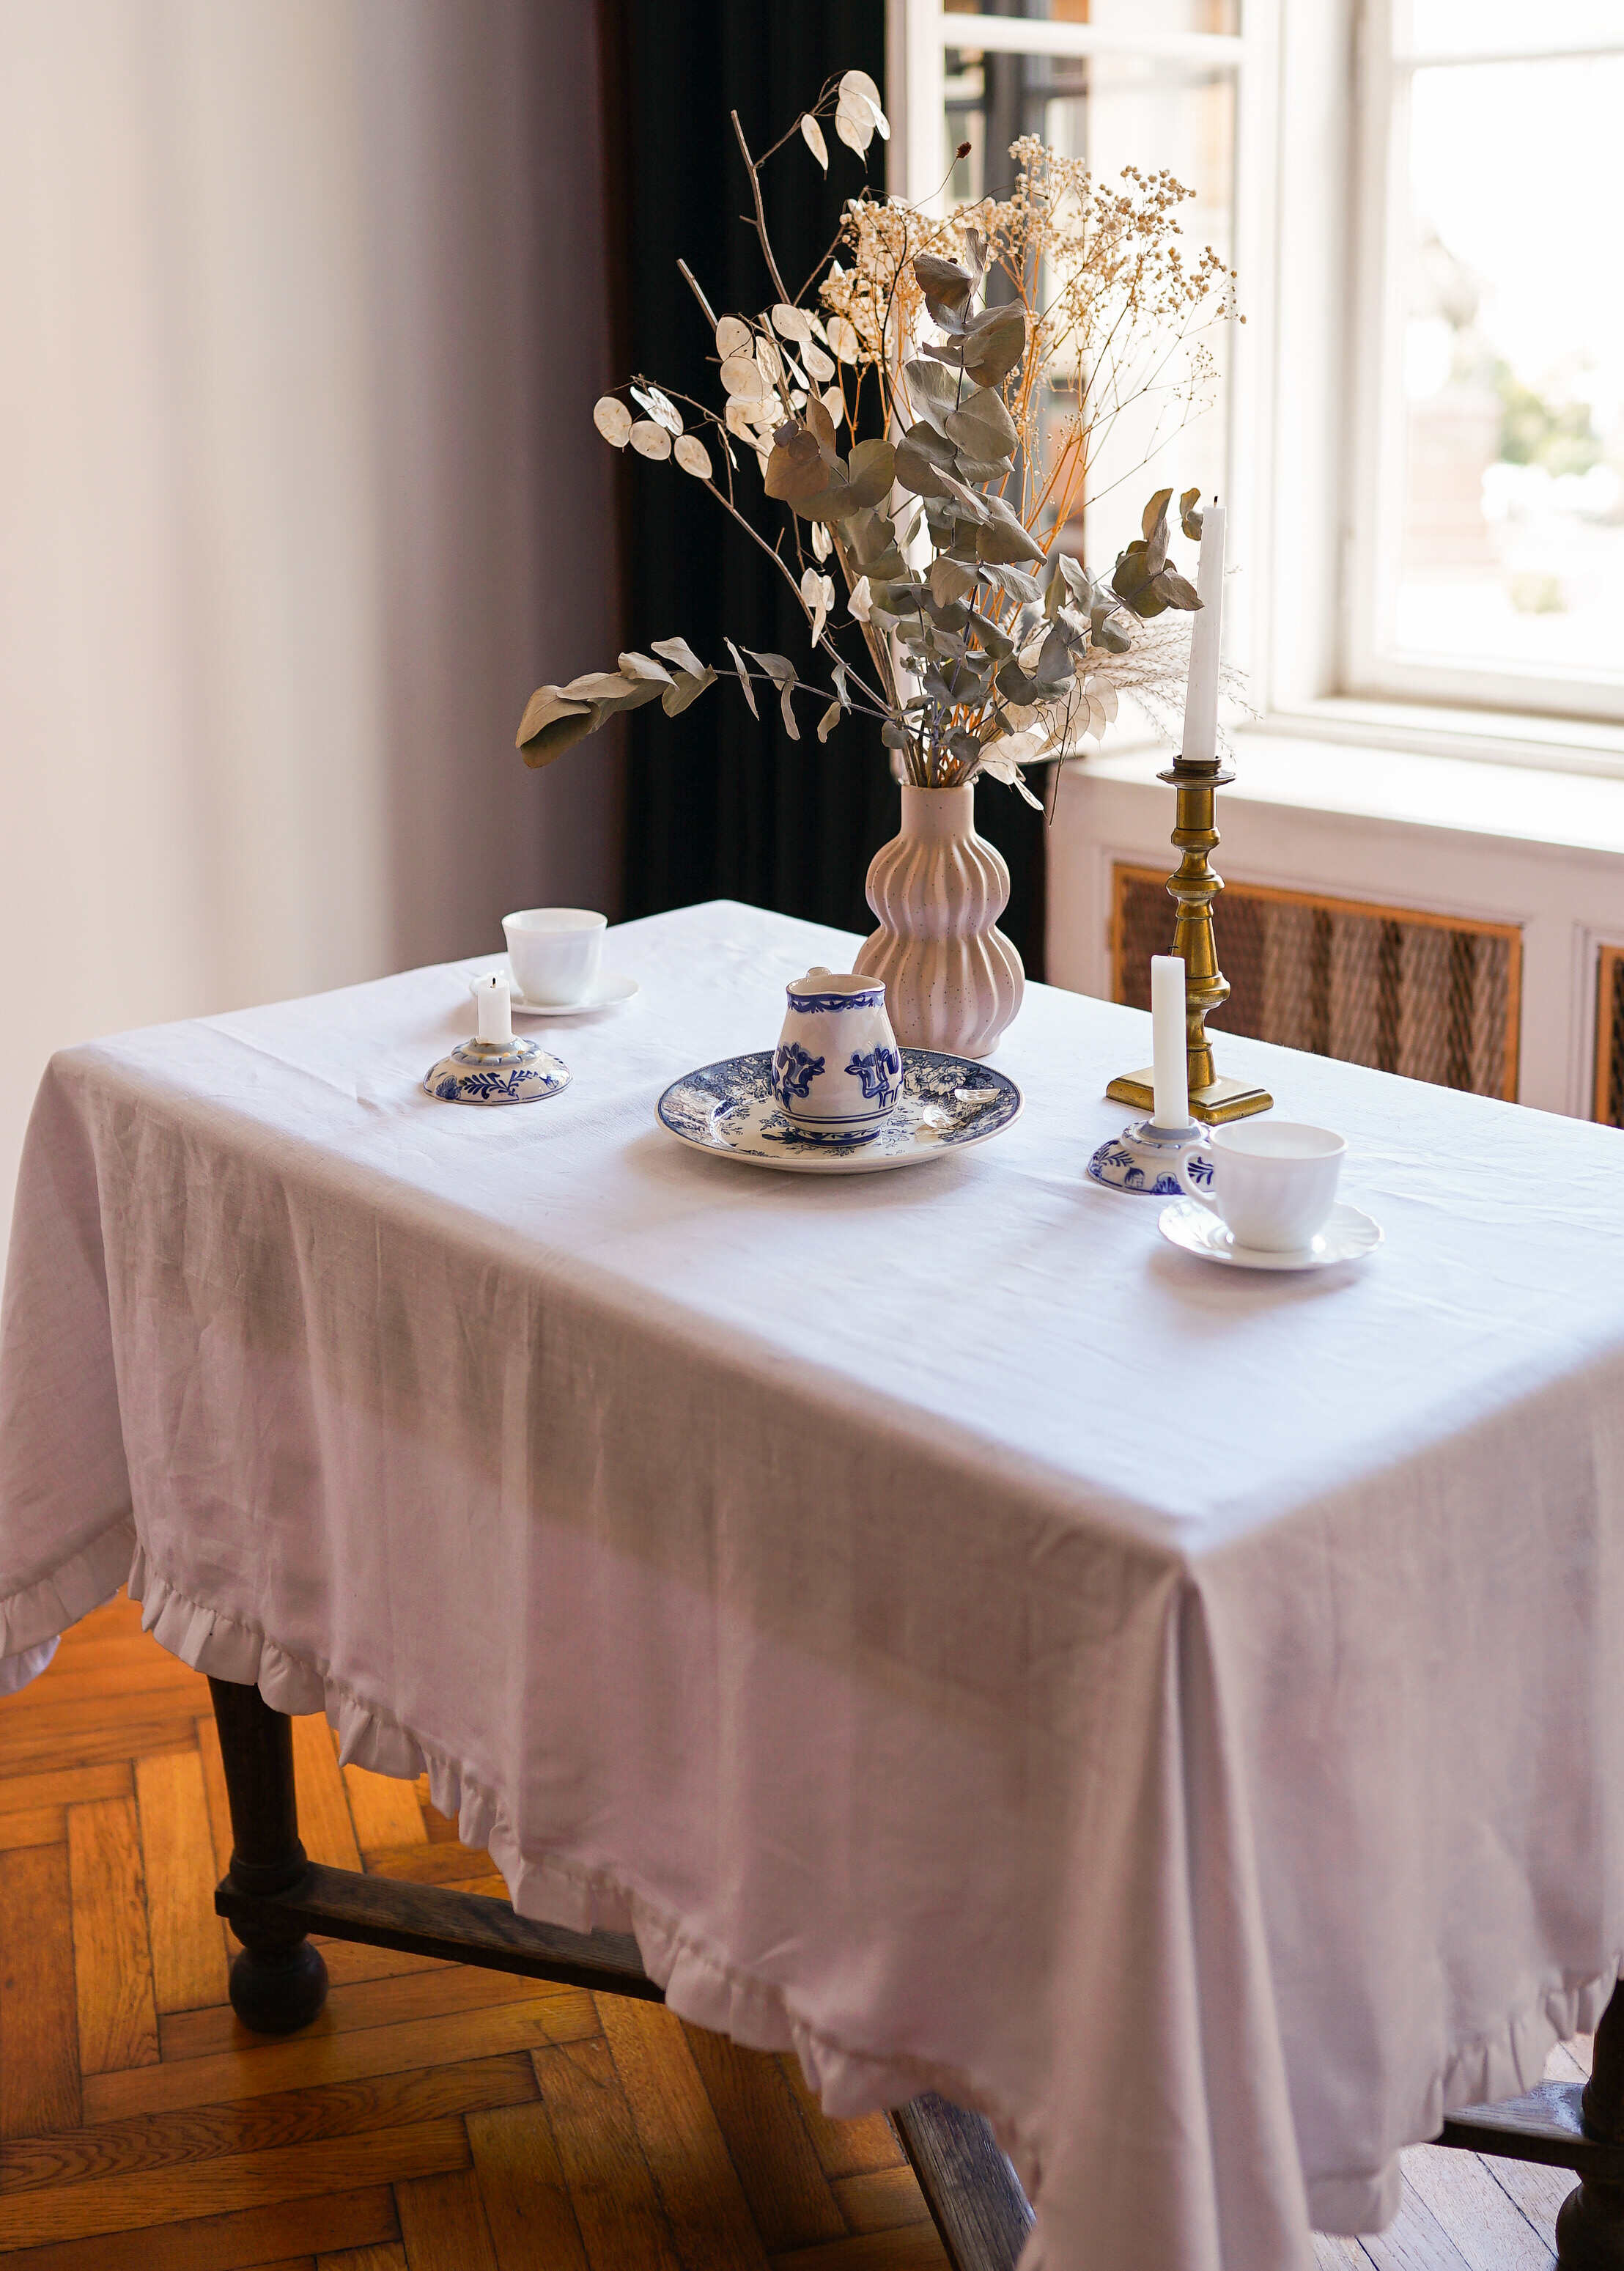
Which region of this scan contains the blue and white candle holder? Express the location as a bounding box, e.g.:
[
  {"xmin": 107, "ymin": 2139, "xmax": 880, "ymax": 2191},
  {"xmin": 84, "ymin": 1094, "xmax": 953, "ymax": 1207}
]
[
  {"xmin": 425, "ymin": 971, "xmax": 570, "ymax": 1105},
  {"xmin": 423, "ymin": 1035, "xmax": 569, "ymax": 1105},
  {"xmin": 1088, "ymin": 1117, "xmax": 1212, "ymax": 1197}
]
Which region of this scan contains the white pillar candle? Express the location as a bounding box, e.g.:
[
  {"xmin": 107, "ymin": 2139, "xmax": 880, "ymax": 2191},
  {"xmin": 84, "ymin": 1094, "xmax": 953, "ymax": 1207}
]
[
  {"xmin": 476, "ymin": 971, "xmax": 513, "ymax": 1046},
  {"xmin": 1180, "ymin": 499, "xmax": 1225, "ymax": 765},
  {"xmin": 1151, "ymin": 954, "xmax": 1189, "ymax": 1130}
]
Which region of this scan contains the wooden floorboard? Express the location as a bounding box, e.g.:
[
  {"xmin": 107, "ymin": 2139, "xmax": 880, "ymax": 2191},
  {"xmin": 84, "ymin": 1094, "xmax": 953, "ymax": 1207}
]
[
  {"xmin": 0, "ymin": 1844, "xmax": 79, "ymax": 2140},
  {"xmin": 82, "ymin": 1990, "xmax": 600, "ymax": 2124},
  {"xmin": 597, "ymin": 1996, "xmax": 771, "ymax": 2271},
  {"xmin": 64, "ymin": 1797, "xmax": 158, "ymax": 2078},
  {"xmin": 0, "ymin": 2058, "xmax": 536, "ymax": 2195},
  {"xmin": 0, "ymin": 1589, "xmax": 1595, "ymax": 2268},
  {"xmin": 682, "ymin": 2018, "xmax": 850, "ymax": 2252},
  {"xmin": 0, "ymin": 2116, "xmax": 470, "ymax": 2250},
  {"xmin": 394, "ymin": 2167, "xmax": 500, "ymax": 2270},
  {"xmin": 0, "ymin": 2181, "xmax": 400, "ymax": 2269},
  {"xmin": 465, "ymin": 2099, "xmax": 592, "ymax": 2270},
  {"xmin": 0, "ymin": 1764, "xmax": 131, "ymax": 1819},
  {"xmin": 136, "ymin": 1748, "xmax": 231, "ymax": 2017}
]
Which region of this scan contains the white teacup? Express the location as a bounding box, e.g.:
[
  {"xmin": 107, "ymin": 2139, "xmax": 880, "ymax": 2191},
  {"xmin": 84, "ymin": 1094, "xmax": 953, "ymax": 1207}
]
[
  {"xmin": 502, "ymin": 908, "xmax": 606, "ymax": 1006},
  {"xmin": 771, "ymin": 968, "xmax": 901, "ymax": 1132},
  {"xmin": 1176, "ymin": 1120, "xmax": 1346, "ymax": 1253}
]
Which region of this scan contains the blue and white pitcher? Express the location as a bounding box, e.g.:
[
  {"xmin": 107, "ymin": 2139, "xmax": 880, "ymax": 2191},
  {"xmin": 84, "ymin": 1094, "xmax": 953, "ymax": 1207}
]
[{"xmin": 771, "ymin": 968, "xmax": 902, "ymax": 1133}]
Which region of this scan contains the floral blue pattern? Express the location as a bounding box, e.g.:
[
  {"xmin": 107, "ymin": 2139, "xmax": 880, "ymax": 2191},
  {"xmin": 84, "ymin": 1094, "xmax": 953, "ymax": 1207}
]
[
  {"xmin": 845, "ymin": 1045, "xmax": 902, "ymax": 1109},
  {"xmin": 1086, "ymin": 1118, "xmax": 1210, "ymax": 1196},
  {"xmin": 438, "ymin": 1066, "xmax": 539, "ymax": 1101},
  {"xmin": 786, "ymin": 986, "xmax": 885, "ymax": 1013},
  {"xmin": 771, "ymin": 1039, "xmax": 825, "ymax": 1102}
]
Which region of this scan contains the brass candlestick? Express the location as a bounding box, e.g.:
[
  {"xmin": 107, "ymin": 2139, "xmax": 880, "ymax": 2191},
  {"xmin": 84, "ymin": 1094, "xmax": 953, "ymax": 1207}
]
[{"xmin": 1105, "ymin": 754, "xmax": 1273, "ymax": 1125}]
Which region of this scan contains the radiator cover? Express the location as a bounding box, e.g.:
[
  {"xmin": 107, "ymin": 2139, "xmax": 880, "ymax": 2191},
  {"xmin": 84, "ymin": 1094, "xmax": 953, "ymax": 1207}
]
[{"xmin": 1112, "ymin": 865, "xmax": 1522, "ymax": 1101}]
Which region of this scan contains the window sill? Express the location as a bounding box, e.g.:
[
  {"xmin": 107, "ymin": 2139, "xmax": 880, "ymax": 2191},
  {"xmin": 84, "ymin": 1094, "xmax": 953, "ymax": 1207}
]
[
  {"xmin": 1065, "ymin": 725, "xmax": 1624, "ymax": 862},
  {"xmin": 1252, "ymin": 697, "xmax": 1624, "ymax": 784}
]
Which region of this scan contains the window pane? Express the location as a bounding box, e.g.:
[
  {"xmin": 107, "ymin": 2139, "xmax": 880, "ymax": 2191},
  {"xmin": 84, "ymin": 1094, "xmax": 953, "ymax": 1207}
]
[
  {"xmin": 944, "ymin": 1, "xmax": 1241, "ymax": 33},
  {"xmin": 1387, "ymin": 57, "xmax": 1624, "ymax": 686},
  {"xmin": 942, "ymin": 43, "xmax": 1236, "ymax": 569},
  {"xmin": 1405, "ymin": 0, "xmax": 1624, "ymax": 55}
]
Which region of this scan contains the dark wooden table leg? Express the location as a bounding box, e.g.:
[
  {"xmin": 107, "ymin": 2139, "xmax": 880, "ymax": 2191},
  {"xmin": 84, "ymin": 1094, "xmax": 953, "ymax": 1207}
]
[
  {"xmin": 892, "ymin": 2094, "xmax": 1033, "ymax": 2271},
  {"xmin": 207, "ymin": 1676, "xmax": 328, "ymax": 2035},
  {"xmin": 1557, "ymin": 1984, "xmax": 1624, "ymax": 2267}
]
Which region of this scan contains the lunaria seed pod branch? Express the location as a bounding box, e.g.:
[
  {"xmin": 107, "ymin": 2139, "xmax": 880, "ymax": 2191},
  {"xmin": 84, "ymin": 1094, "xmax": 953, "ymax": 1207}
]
[{"xmin": 517, "ymin": 70, "xmax": 1243, "ymax": 807}]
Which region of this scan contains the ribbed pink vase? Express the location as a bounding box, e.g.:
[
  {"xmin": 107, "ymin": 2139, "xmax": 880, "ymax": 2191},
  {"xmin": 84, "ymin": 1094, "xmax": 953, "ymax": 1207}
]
[{"xmin": 854, "ymin": 784, "xmax": 1024, "ymax": 1059}]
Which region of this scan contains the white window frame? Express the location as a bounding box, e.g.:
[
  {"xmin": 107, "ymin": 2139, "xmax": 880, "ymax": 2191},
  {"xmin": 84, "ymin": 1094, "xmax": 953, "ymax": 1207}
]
[
  {"xmin": 887, "ymin": 1, "xmax": 1624, "ymax": 782},
  {"xmin": 1346, "ymin": 0, "xmax": 1624, "ymax": 730}
]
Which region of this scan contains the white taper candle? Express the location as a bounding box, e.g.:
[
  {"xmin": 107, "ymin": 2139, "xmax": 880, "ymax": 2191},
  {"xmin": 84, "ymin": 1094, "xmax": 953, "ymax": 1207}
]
[
  {"xmin": 476, "ymin": 971, "xmax": 513, "ymax": 1046},
  {"xmin": 1151, "ymin": 954, "xmax": 1189, "ymax": 1131},
  {"xmin": 1179, "ymin": 499, "xmax": 1225, "ymax": 765}
]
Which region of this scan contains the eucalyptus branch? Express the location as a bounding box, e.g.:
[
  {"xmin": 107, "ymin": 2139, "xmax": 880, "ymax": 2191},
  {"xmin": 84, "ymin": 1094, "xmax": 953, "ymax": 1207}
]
[
  {"xmin": 829, "ymin": 524, "xmax": 900, "ymax": 710},
  {"xmin": 717, "ymin": 665, "xmax": 892, "ymax": 728},
  {"xmin": 699, "ymin": 478, "xmax": 890, "ymax": 713}
]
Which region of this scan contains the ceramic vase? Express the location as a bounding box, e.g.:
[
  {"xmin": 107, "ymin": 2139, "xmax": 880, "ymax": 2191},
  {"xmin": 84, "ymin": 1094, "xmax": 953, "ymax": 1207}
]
[{"xmin": 854, "ymin": 784, "xmax": 1024, "ymax": 1059}]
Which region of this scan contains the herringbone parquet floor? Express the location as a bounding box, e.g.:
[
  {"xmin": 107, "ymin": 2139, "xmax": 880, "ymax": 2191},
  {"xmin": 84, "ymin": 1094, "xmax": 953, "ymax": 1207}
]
[
  {"xmin": 0, "ymin": 1594, "xmax": 1595, "ymax": 2269},
  {"xmin": 0, "ymin": 1594, "xmax": 948, "ymax": 2269}
]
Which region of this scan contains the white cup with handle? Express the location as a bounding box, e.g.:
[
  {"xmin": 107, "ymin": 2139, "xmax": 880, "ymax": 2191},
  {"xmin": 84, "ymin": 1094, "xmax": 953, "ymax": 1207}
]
[{"xmin": 1175, "ymin": 1119, "xmax": 1347, "ymax": 1253}]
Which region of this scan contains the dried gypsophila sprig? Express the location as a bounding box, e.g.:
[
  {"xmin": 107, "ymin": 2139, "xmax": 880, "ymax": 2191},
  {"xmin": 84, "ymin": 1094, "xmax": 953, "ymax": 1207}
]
[
  {"xmin": 823, "ymin": 141, "xmax": 1239, "ymax": 548},
  {"xmin": 517, "ymin": 72, "xmax": 1241, "ymax": 803}
]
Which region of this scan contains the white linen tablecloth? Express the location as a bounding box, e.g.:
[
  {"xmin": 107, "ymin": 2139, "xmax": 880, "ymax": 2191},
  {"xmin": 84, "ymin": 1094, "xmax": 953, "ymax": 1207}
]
[{"xmin": 3, "ymin": 897, "xmax": 1623, "ymax": 2271}]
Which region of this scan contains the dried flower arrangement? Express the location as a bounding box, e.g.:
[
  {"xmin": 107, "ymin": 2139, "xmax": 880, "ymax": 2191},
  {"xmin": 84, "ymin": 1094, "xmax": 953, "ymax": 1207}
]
[{"xmin": 517, "ymin": 71, "xmax": 1239, "ymax": 807}]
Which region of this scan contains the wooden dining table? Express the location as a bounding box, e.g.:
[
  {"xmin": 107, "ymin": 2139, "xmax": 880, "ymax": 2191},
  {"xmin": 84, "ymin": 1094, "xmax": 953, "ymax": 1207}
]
[{"xmin": 3, "ymin": 899, "xmax": 1623, "ymax": 2271}]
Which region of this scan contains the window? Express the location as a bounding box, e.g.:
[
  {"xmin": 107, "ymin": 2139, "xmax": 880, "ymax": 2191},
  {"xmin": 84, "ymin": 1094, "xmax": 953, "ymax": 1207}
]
[
  {"xmin": 1349, "ymin": 1, "xmax": 1624, "ymax": 724},
  {"xmin": 892, "ymin": 1, "xmax": 1249, "ymax": 575},
  {"xmin": 890, "ymin": 1, "xmax": 1624, "ymax": 755}
]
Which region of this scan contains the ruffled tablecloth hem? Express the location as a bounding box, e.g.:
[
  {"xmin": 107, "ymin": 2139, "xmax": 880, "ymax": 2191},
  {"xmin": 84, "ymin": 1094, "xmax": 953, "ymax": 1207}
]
[
  {"xmin": 122, "ymin": 1545, "xmax": 1045, "ymax": 2211},
  {"xmin": 0, "ymin": 1635, "xmax": 58, "ymax": 1697},
  {"xmin": 1307, "ymin": 1966, "xmax": 1623, "ymax": 2237},
  {"xmin": 0, "ymin": 1517, "xmax": 136, "ymax": 1663}
]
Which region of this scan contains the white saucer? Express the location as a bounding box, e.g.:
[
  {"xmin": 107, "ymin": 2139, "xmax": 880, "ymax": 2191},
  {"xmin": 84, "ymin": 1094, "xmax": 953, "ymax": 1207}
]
[
  {"xmin": 469, "ymin": 966, "xmax": 638, "ymax": 1016},
  {"xmin": 1157, "ymin": 1198, "xmax": 1384, "ymax": 1272}
]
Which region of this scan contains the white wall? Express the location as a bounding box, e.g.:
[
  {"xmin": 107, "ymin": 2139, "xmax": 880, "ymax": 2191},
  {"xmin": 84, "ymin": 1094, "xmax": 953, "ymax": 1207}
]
[{"xmin": 0, "ymin": 0, "xmax": 621, "ymax": 1232}]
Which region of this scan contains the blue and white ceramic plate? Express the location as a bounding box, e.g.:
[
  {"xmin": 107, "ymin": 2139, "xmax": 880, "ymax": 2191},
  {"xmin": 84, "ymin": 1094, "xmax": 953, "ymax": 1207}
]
[{"xmin": 657, "ymin": 1050, "xmax": 1023, "ymax": 1174}]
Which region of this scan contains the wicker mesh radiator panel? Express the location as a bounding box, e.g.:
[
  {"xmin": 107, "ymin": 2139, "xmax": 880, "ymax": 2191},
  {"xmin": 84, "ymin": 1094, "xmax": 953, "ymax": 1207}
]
[
  {"xmin": 1112, "ymin": 866, "xmax": 1522, "ymax": 1101},
  {"xmin": 1598, "ymin": 946, "xmax": 1624, "ymax": 1127}
]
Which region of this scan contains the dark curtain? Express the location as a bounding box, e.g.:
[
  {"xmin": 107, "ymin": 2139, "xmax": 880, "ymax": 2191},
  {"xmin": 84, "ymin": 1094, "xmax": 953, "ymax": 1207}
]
[{"xmin": 602, "ymin": 0, "xmax": 1046, "ymax": 970}]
